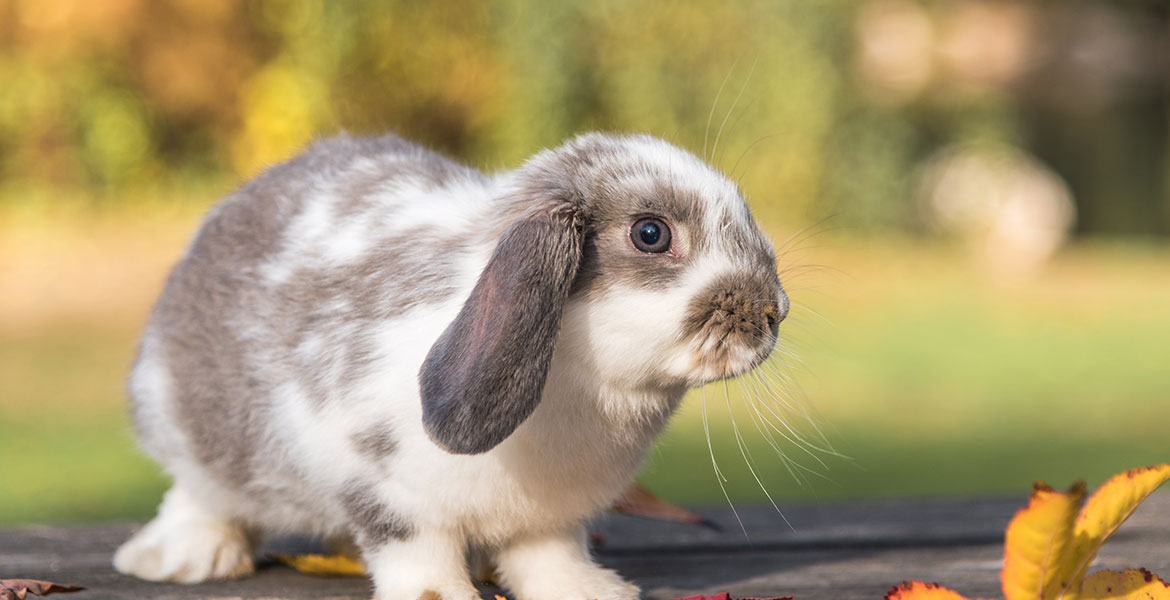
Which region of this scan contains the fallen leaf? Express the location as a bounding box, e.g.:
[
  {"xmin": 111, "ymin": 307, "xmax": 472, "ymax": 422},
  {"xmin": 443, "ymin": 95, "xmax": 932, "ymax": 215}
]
[
  {"xmin": 268, "ymin": 553, "xmax": 366, "ymax": 576},
  {"xmin": 613, "ymin": 482, "xmax": 721, "ymax": 531},
  {"xmin": 1001, "ymin": 481, "xmax": 1086, "ymax": 600},
  {"xmin": 883, "ymin": 581, "xmax": 974, "ymax": 600},
  {"xmin": 1079, "ymin": 569, "xmax": 1170, "ymax": 600},
  {"xmin": 668, "ymin": 594, "xmax": 793, "ymax": 600},
  {"xmin": 0, "ymin": 579, "xmax": 84, "ymax": 600},
  {"xmin": 873, "ymin": 465, "xmax": 1169, "ymax": 600},
  {"xmin": 1055, "ymin": 464, "xmax": 1170, "ymax": 599}
]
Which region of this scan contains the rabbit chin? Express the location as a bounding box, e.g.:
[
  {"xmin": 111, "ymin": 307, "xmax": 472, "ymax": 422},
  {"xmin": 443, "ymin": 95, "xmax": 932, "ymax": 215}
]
[{"xmin": 685, "ymin": 340, "xmax": 776, "ymax": 386}]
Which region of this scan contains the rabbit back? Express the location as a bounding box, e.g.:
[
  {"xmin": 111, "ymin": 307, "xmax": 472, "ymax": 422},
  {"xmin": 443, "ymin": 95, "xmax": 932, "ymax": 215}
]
[{"xmin": 128, "ymin": 134, "xmax": 498, "ymax": 534}]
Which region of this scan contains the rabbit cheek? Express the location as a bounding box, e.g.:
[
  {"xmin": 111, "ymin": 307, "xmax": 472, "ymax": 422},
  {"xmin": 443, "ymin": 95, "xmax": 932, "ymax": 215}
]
[{"xmin": 682, "ymin": 272, "xmax": 787, "ymax": 382}]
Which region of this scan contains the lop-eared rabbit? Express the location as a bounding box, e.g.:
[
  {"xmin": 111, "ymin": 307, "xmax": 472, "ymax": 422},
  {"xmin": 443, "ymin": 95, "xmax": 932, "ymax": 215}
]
[{"xmin": 115, "ymin": 133, "xmax": 788, "ymax": 600}]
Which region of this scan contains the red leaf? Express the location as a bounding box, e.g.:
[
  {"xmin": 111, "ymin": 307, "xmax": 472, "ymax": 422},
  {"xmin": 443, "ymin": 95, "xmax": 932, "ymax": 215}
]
[
  {"xmin": 884, "ymin": 581, "xmax": 973, "ymax": 599},
  {"xmin": 669, "ymin": 595, "xmax": 793, "ymax": 600}
]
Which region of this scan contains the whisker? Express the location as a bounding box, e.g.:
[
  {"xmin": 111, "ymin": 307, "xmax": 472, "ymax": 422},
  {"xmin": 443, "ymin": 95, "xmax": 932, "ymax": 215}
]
[
  {"xmin": 730, "ymin": 132, "xmax": 783, "ymax": 183},
  {"xmin": 743, "ymin": 370, "xmax": 836, "ymax": 471},
  {"xmin": 704, "ymin": 59, "xmax": 739, "ymax": 163},
  {"xmin": 751, "ymin": 364, "xmax": 852, "ymax": 463},
  {"xmin": 721, "ymin": 91, "xmax": 767, "ymax": 171},
  {"xmin": 711, "ymin": 54, "xmax": 758, "ymax": 167},
  {"xmin": 773, "ymin": 216, "xmax": 836, "ymax": 257},
  {"xmin": 786, "ymin": 302, "xmax": 835, "ymax": 329},
  {"xmin": 744, "ymin": 345, "xmax": 848, "ymax": 460},
  {"xmin": 736, "ymin": 376, "xmax": 809, "ymax": 488},
  {"xmin": 723, "ymin": 379, "xmax": 794, "ymax": 531},
  {"xmin": 699, "ymin": 361, "xmax": 747, "ymax": 538}
]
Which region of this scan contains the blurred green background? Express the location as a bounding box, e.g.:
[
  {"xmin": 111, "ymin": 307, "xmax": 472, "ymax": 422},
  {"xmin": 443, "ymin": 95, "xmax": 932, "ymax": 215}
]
[{"xmin": 1, "ymin": 0, "xmax": 1168, "ymax": 525}]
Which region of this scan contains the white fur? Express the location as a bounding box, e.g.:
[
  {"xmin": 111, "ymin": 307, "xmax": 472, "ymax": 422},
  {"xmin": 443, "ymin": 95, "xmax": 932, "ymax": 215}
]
[
  {"xmin": 117, "ymin": 133, "xmax": 781, "ymax": 600},
  {"xmin": 113, "ymin": 486, "xmax": 254, "ymax": 583}
]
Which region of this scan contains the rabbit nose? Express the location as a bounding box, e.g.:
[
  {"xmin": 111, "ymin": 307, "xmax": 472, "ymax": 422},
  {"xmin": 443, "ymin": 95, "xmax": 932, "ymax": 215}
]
[{"xmin": 764, "ymin": 289, "xmax": 789, "ymax": 332}]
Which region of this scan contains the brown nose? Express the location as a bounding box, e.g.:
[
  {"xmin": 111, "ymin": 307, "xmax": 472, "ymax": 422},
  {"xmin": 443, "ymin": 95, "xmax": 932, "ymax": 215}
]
[
  {"xmin": 764, "ymin": 289, "xmax": 790, "ymax": 334},
  {"xmin": 683, "ymin": 274, "xmax": 788, "ymax": 345}
]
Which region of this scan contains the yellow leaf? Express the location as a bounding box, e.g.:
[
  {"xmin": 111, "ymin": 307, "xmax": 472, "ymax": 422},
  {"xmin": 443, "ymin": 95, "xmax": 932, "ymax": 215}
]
[
  {"xmin": 883, "ymin": 581, "xmax": 975, "ymax": 599},
  {"xmin": 269, "ymin": 553, "xmax": 366, "ymax": 576},
  {"xmin": 1001, "ymin": 481, "xmax": 1087, "ymax": 600},
  {"xmin": 1079, "ymin": 569, "xmax": 1170, "ymax": 600},
  {"xmin": 1055, "ymin": 464, "xmax": 1170, "ymax": 599}
]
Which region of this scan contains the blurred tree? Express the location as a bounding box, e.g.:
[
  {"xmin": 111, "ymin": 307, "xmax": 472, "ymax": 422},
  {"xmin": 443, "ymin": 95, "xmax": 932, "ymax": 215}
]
[{"xmin": 0, "ymin": 0, "xmax": 1166, "ymax": 237}]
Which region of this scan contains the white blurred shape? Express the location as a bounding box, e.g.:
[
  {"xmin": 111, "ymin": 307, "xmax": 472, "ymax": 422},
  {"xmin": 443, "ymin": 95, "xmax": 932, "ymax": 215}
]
[
  {"xmin": 855, "ymin": 0, "xmax": 935, "ymax": 103},
  {"xmin": 919, "ymin": 144, "xmax": 1076, "ymax": 281},
  {"xmin": 937, "ymin": 1, "xmax": 1036, "ymax": 93}
]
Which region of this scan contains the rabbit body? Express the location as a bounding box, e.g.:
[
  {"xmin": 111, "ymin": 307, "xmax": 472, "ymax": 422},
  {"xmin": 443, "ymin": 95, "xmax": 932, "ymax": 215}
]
[{"xmin": 115, "ymin": 133, "xmax": 786, "ymax": 600}]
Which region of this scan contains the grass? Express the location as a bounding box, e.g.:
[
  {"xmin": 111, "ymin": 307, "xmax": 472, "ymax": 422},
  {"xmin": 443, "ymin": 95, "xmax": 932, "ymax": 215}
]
[
  {"xmin": 643, "ymin": 240, "xmax": 1170, "ymax": 505},
  {"xmin": 1, "ymin": 207, "xmax": 1168, "ymax": 525},
  {"xmin": 0, "ymin": 325, "xmax": 170, "ymax": 523}
]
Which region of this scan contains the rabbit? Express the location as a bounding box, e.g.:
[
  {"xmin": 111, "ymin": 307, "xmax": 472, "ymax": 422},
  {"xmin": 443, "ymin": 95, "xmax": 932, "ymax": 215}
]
[{"xmin": 112, "ymin": 131, "xmax": 789, "ymax": 600}]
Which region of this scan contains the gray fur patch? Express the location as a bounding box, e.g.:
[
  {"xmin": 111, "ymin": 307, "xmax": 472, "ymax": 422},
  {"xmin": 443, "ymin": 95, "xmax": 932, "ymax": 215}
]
[
  {"xmin": 340, "ymin": 482, "xmax": 413, "ymax": 547},
  {"xmin": 350, "ymin": 424, "xmax": 398, "ymax": 458},
  {"xmin": 151, "ymin": 172, "xmax": 300, "ymax": 486},
  {"xmin": 570, "ymin": 180, "xmax": 703, "ymax": 298},
  {"xmin": 274, "ymin": 226, "xmax": 469, "ymax": 410},
  {"xmin": 720, "ymin": 203, "xmax": 778, "ymax": 275}
]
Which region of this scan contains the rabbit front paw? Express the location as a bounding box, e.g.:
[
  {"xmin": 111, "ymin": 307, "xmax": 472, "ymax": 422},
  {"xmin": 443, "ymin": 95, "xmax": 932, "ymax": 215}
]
[
  {"xmin": 113, "ymin": 487, "xmax": 254, "ymax": 583},
  {"xmin": 496, "ymin": 530, "xmax": 641, "ymax": 600}
]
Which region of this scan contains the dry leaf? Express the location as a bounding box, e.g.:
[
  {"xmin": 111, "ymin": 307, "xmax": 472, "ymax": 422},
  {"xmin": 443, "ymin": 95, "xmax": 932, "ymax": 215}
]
[
  {"xmin": 613, "ymin": 482, "xmax": 721, "ymax": 531},
  {"xmin": 1055, "ymin": 464, "xmax": 1170, "ymax": 599},
  {"xmin": 1001, "ymin": 481, "xmax": 1087, "ymax": 600},
  {"xmin": 268, "ymin": 553, "xmax": 366, "ymax": 576},
  {"xmin": 0, "ymin": 579, "xmax": 84, "ymax": 600},
  {"xmin": 883, "ymin": 581, "xmax": 976, "ymax": 600},
  {"xmin": 1079, "ymin": 569, "xmax": 1170, "ymax": 600}
]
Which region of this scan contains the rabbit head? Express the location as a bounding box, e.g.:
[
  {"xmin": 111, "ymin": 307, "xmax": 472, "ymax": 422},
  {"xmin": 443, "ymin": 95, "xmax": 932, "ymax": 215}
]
[{"xmin": 421, "ymin": 133, "xmax": 788, "ymax": 455}]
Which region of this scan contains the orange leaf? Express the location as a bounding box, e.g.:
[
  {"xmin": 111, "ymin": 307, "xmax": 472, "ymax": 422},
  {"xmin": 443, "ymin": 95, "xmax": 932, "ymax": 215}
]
[
  {"xmin": 1001, "ymin": 481, "xmax": 1087, "ymax": 600},
  {"xmin": 612, "ymin": 482, "xmax": 720, "ymax": 531},
  {"xmin": 883, "ymin": 581, "xmax": 974, "ymax": 600},
  {"xmin": 1079, "ymin": 569, "xmax": 1170, "ymax": 600},
  {"xmin": 268, "ymin": 553, "xmax": 366, "ymax": 576},
  {"xmin": 1054, "ymin": 464, "xmax": 1170, "ymax": 599}
]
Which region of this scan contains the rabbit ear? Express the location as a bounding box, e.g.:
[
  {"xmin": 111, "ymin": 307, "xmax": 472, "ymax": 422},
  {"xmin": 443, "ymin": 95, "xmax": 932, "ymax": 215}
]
[{"xmin": 419, "ymin": 201, "xmax": 583, "ymax": 454}]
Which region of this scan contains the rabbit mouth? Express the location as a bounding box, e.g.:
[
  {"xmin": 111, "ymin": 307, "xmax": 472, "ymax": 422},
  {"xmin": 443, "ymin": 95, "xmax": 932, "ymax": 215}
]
[{"xmin": 689, "ymin": 331, "xmax": 777, "ymax": 384}]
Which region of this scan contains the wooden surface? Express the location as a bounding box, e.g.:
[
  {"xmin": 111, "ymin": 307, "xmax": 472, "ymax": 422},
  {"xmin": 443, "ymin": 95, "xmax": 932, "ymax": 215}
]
[{"xmin": 4, "ymin": 493, "xmax": 1168, "ymax": 600}]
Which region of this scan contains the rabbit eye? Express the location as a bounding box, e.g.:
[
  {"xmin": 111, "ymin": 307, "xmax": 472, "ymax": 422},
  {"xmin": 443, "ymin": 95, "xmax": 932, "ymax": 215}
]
[{"xmin": 630, "ymin": 218, "xmax": 672, "ymax": 253}]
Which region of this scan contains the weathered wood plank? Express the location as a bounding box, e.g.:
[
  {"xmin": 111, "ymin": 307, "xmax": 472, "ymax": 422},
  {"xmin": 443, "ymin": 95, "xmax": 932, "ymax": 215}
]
[{"xmin": 3, "ymin": 493, "xmax": 1167, "ymax": 600}]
